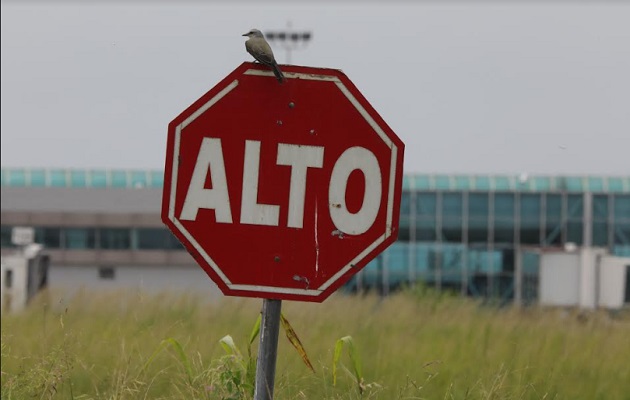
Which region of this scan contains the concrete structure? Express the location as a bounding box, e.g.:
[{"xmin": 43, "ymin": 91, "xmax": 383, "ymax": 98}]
[
  {"xmin": 1, "ymin": 242, "xmax": 49, "ymax": 314},
  {"xmin": 1, "ymin": 168, "xmax": 629, "ymax": 306},
  {"xmin": 539, "ymin": 247, "xmax": 629, "ymax": 309}
]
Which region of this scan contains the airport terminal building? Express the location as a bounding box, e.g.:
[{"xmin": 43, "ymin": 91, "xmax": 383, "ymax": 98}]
[{"xmin": 1, "ymin": 168, "xmax": 629, "ymax": 304}]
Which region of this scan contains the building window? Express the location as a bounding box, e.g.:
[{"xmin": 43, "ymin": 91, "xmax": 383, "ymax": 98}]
[
  {"xmin": 567, "ymin": 194, "xmax": 583, "ymax": 219},
  {"xmin": 137, "ymin": 228, "xmax": 170, "ymax": 250},
  {"xmin": 35, "ymin": 227, "xmax": 62, "ymax": 249},
  {"xmin": 1, "ymin": 225, "xmax": 14, "ymax": 248},
  {"xmin": 99, "ymin": 228, "xmax": 131, "ymax": 249},
  {"xmin": 468, "ymin": 193, "xmax": 489, "ymax": 243},
  {"xmin": 400, "ymin": 191, "xmax": 412, "ymax": 216},
  {"xmin": 614, "ymin": 222, "xmax": 630, "ymax": 246},
  {"xmin": 64, "ymin": 228, "xmax": 97, "ymax": 249},
  {"xmin": 494, "ymin": 194, "xmax": 515, "ymax": 243},
  {"xmin": 613, "ymin": 195, "xmax": 630, "ymax": 219},
  {"xmin": 416, "ymin": 193, "xmax": 436, "ymax": 217},
  {"xmin": 544, "ymin": 194, "xmax": 563, "ymax": 246},
  {"xmin": 416, "ymin": 218, "xmax": 436, "ymax": 241},
  {"xmin": 442, "ymin": 193, "xmax": 463, "ymax": 219},
  {"xmin": 167, "ymin": 232, "xmax": 185, "ymax": 250},
  {"xmin": 520, "ymin": 194, "xmax": 541, "ymax": 222},
  {"xmin": 98, "ymin": 266, "xmax": 115, "ymax": 280},
  {"xmin": 592, "ymin": 195, "xmax": 610, "ymax": 247}
]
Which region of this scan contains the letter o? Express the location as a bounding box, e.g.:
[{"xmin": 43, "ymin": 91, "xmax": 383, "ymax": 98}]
[{"xmin": 329, "ymin": 147, "xmax": 382, "ymax": 235}]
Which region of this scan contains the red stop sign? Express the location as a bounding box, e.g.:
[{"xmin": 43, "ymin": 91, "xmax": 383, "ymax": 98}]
[{"xmin": 162, "ymin": 62, "xmax": 404, "ymax": 302}]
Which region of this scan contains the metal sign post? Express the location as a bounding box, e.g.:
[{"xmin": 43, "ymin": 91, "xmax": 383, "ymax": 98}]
[{"xmin": 254, "ymin": 299, "xmax": 282, "ymax": 400}]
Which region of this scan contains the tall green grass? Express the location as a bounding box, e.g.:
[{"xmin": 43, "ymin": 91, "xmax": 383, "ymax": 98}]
[{"xmin": 2, "ymin": 287, "xmax": 629, "ymax": 399}]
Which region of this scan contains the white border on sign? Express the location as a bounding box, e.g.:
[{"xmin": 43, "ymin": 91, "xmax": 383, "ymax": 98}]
[{"xmin": 168, "ymin": 70, "xmax": 401, "ymax": 297}]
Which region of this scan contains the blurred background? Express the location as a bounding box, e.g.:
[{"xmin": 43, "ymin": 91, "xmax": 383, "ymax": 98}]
[{"xmin": 1, "ymin": 0, "xmax": 629, "ymax": 312}]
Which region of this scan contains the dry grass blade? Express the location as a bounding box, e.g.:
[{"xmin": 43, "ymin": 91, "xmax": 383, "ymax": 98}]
[{"xmin": 280, "ymin": 313, "xmax": 315, "ymax": 373}]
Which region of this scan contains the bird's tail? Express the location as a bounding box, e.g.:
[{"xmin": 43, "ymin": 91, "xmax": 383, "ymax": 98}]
[{"xmin": 272, "ymin": 62, "xmax": 285, "ymax": 83}]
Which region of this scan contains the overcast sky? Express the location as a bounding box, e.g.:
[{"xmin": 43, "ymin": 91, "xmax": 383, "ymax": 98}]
[{"xmin": 1, "ymin": 1, "xmax": 629, "ymax": 176}]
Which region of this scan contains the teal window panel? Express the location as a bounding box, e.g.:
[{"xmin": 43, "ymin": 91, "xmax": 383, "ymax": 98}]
[
  {"xmin": 474, "ymin": 176, "xmax": 491, "ymax": 191},
  {"xmin": 110, "ymin": 171, "xmax": 128, "ymax": 188},
  {"xmin": 29, "ymin": 169, "xmax": 47, "ymax": 187},
  {"xmin": 587, "ymin": 177, "xmax": 604, "ymax": 192},
  {"xmin": 522, "ymin": 252, "xmax": 540, "ymax": 275},
  {"xmin": 64, "ymin": 228, "xmax": 96, "ymax": 249},
  {"xmin": 434, "ymin": 175, "xmax": 451, "ymax": 190},
  {"xmin": 494, "ymin": 218, "xmax": 515, "ymax": 243},
  {"xmin": 520, "ymin": 194, "xmax": 541, "ymax": 222},
  {"xmin": 1, "ymin": 225, "xmax": 15, "ymax": 247},
  {"xmin": 35, "ymin": 227, "xmax": 62, "ymax": 249},
  {"xmin": 567, "ymin": 221, "xmax": 583, "ymax": 245},
  {"xmin": 613, "ymin": 221, "xmax": 629, "ymax": 245},
  {"xmin": 441, "ymin": 217, "xmax": 463, "ymax": 242},
  {"xmin": 402, "ymin": 175, "xmax": 413, "ymax": 190},
  {"xmin": 417, "ymin": 193, "xmax": 437, "ymax": 216},
  {"xmin": 495, "ymin": 193, "xmax": 516, "ymax": 241},
  {"xmin": 454, "ymin": 176, "xmax": 471, "ymax": 190},
  {"xmin": 137, "ymin": 228, "xmax": 170, "ymax": 249},
  {"xmin": 70, "ymin": 170, "xmax": 87, "ymax": 187},
  {"xmin": 413, "ymin": 175, "xmax": 431, "ymax": 190},
  {"xmin": 519, "ymin": 193, "xmax": 541, "ymax": 245},
  {"xmin": 414, "ymin": 243, "xmax": 434, "ymax": 275},
  {"xmin": 168, "ymin": 231, "xmax": 184, "ymax": 250},
  {"xmin": 532, "ymin": 176, "xmax": 551, "ymax": 191},
  {"xmin": 150, "ymin": 171, "xmax": 164, "ymax": 188},
  {"xmin": 49, "ymin": 170, "xmax": 67, "ymax": 187},
  {"xmin": 90, "ymin": 170, "xmax": 108, "ymax": 187},
  {"xmin": 494, "ymin": 176, "xmax": 511, "ymax": 191},
  {"xmin": 468, "ymin": 193, "xmax": 489, "ymax": 218},
  {"xmin": 613, "ymin": 245, "xmax": 630, "ymax": 257},
  {"xmin": 99, "ymin": 228, "xmax": 131, "ymax": 249},
  {"xmin": 0, "ymin": 169, "xmax": 6, "ymax": 186},
  {"xmin": 441, "ymin": 244, "xmax": 465, "ymax": 270},
  {"xmin": 130, "ymin": 170, "xmax": 148, "ymax": 188},
  {"xmin": 468, "ymin": 193, "xmax": 490, "ymax": 243},
  {"xmin": 442, "ymin": 192, "xmax": 463, "ymax": 218},
  {"xmin": 399, "ymin": 217, "xmax": 411, "ymax": 239},
  {"xmin": 607, "ymin": 177, "xmax": 624, "ymax": 192},
  {"xmin": 613, "ymin": 195, "xmax": 630, "ymax": 220},
  {"xmin": 494, "ymin": 193, "xmax": 515, "ymax": 219},
  {"xmin": 400, "ymin": 191, "xmax": 412, "ymax": 216},
  {"xmin": 467, "ymin": 221, "xmax": 489, "ymax": 243},
  {"xmin": 593, "ymin": 195, "xmax": 609, "ymax": 219},
  {"xmin": 384, "ymin": 242, "xmax": 410, "ymax": 284},
  {"xmin": 517, "ymin": 176, "xmax": 532, "ymax": 191},
  {"xmin": 567, "ymin": 194, "xmax": 583, "ymax": 219},
  {"xmin": 8, "ymin": 169, "xmax": 27, "ymax": 187},
  {"xmin": 545, "ymin": 194, "xmax": 562, "ymax": 222},
  {"xmin": 592, "ymin": 222, "xmax": 609, "ymax": 246},
  {"xmin": 416, "ymin": 218, "xmax": 436, "ymax": 241},
  {"xmin": 564, "ymin": 176, "xmax": 583, "ymax": 192}
]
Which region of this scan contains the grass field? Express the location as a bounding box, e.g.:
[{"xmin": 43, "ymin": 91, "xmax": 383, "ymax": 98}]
[{"xmin": 2, "ymin": 287, "xmax": 629, "ymax": 399}]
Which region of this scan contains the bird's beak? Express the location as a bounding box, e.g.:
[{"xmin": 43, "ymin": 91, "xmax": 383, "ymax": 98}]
[{"xmin": 242, "ymin": 33, "xmax": 249, "ymax": 37}]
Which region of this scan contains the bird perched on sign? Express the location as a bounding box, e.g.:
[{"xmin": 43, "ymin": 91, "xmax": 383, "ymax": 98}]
[{"xmin": 242, "ymin": 29, "xmax": 285, "ymax": 83}]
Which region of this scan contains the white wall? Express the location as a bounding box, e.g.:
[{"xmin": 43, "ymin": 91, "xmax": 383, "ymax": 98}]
[
  {"xmin": 539, "ymin": 253, "xmax": 580, "ymax": 306},
  {"xmin": 1, "ymin": 256, "xmax": 28, "ymax": 313},
  {"xmin": 48, "ymin": 264, "xmax": 223, "ymax": 300},
  {"xmin": 598, "ymin": 256, "xmax": 629, "ymax": 309},
  {"xmin": 539, "ymin": 249, "xmax": 629, "ymax": 309}
]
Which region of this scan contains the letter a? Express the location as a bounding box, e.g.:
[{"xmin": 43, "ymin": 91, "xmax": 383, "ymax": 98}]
[{"xmin": 180, "ymin": 138, "xmax": 233, "ymax": 223}]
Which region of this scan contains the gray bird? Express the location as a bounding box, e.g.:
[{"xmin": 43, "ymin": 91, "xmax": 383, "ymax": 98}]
[{"xmin": 242, "ymin": 29, "xmax": 285, "ymax": 83}]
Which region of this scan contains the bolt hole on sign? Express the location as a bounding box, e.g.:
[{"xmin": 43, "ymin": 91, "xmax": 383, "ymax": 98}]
[{"xmin": 162, "ymin": 62, "xmax": 405, "ymax": 302}]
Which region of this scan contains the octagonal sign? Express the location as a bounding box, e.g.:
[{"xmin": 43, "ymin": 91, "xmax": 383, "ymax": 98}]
[{"xmin": 162, "ymin": 62, "xmax": 404, "ymax": 302}]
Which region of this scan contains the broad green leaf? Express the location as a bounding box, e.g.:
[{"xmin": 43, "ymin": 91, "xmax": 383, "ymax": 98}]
[{"xmin": 332, "ymin": 335, "xmax": 364, "ymax": 393}]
